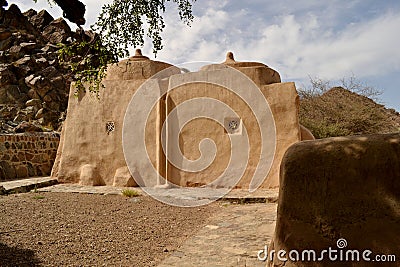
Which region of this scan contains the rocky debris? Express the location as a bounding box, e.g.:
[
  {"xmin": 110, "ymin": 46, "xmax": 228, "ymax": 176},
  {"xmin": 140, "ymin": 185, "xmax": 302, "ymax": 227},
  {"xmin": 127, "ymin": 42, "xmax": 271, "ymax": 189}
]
[
  {"xmin": 26, "ymin": 9, "xmax": 54, "ymax": 31},
  {"xmin": 0, "ymin": 4, "xmax": 43, "ymax": 41},
  {"xmin": 14, "ymin": 121, "xmax": 44, "ymax": 133},
  {"xmin": 0, "ymin": 28, "xmax": 11, "ymax": 40},
  {"xmin": 43, "ymin": 18, "xmax": 72, "ymax": 44},
  {"xmin": 0, "ymin": 4, "xmax": 97, "ymax": 133},
  {"xmin": 0, "ymin": 65, "xmax": 16, "ymax": 86}
]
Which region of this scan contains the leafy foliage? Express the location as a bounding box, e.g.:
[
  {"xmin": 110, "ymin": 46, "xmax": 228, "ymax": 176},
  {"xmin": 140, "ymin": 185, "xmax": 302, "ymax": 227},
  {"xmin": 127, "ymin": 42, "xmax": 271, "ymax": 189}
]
[
  {"xmin": 94, "ymin": 0, "xmax": 195, "ymax": 57},
  {"xmin": 57, "ymin": 31, "xmax": 116, "ymax": 95},
  {"xmin": 40, "ymin": 0, "xmax": 196, "ymax": 94}
]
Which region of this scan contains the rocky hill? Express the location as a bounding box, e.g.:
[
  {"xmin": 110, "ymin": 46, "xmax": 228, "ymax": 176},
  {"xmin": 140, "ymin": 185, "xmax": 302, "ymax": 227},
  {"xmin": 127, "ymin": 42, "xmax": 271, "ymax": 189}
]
[
  {"xmin": 300, "ymin": 87, "xmax": 400, "ymax": 139},
  {"xmin": 0, "ymin": 3, "xmax": 93, "ymax": 133}
]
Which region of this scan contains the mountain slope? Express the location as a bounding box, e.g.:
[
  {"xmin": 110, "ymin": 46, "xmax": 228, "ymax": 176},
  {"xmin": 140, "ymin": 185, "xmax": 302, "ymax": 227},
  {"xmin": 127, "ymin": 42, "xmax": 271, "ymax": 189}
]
[{"xmin": 300, "ymin": 87, "xmax": 400, "ymax": 139}]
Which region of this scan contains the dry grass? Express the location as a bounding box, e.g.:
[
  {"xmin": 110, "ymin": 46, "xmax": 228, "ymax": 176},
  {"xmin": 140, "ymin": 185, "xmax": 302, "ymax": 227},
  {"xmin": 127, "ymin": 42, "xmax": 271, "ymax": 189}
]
[
  {"xmin": 300, "ymin": 87, "xmax": 400, "ymax": 139},
  {"xmin": 121, "ymin": 188, "xmax": 140, "ymax": 197}
]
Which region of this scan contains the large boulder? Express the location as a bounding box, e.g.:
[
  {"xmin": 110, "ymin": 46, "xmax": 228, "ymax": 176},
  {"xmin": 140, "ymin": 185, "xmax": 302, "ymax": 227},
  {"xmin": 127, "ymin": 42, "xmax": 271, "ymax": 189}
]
[
  {"xmin": 1, "ymin": 4, "xmax": 42, "ymax": 39},
  {"xmin": 0, "ymin": 84, "xmax": 27, "ymax": 104},
  {"xmin": 0, "ymin": 65, "xmax": 16, "ymax": 87},
  {"xmin": 14, "ymin": 121, "xmax": 43, "ymax": 132},
  {"xmin": 42, "ymin": 18, "xmax": 71, "ymax": 44},
  {"xmin": 28, "ymin": 9, "xmax": 54, "ymax": 31},
  {"xmin": 53, "ymin": 0, "xmax": 86, "ymax": 25},
  {"xmin": 24, "ymin": 74, "xmax": 52, "ymax": 98},
  {"xmin": 268, "ymin": 133, "xmax": 400, "ymax": 266},
  {"xmin": 0, "ymin": 30, "xmax": 13, "ymax": 51},
  {"xmin": 0, "ymin": 28, "xmax": 11, "ymax": 41}
]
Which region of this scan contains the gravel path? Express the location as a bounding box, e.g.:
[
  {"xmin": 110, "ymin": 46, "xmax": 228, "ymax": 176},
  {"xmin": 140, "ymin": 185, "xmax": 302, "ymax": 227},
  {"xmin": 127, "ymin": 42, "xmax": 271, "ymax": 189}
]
[{"xmin": 0, "ymin": 192, "xmax": 220, "ymax": 266}]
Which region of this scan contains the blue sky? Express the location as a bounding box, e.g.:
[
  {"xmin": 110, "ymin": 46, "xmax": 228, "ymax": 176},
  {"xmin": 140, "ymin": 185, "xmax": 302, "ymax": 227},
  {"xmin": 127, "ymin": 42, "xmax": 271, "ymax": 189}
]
[{"xmin": 13, "ymin": 0, "xmax": 400, "ymax": 111}]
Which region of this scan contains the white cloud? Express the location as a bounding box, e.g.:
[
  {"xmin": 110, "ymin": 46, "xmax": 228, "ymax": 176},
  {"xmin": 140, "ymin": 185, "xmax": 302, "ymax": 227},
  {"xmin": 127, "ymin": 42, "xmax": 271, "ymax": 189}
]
[
  {"xmin": 267, "ymin": 11, "xmax": 400, "ymax": 80},
  {"xmin": 10, "ymin": 0, "xmax": 62, "ymax": 17},
  {"xmin": 142, "ymin": 1, "xmax": 400, "ymax": 110},
  {"xmin": 7, "ymin": 0, "xmax": 400, "ymax": 110},
  {"xmin": 144, "ymin": 5, "xmax": 230, "ymax": 63},
  {"xmin": 146, "ymin": 4, "xmax": 400, "ymax": 83}
]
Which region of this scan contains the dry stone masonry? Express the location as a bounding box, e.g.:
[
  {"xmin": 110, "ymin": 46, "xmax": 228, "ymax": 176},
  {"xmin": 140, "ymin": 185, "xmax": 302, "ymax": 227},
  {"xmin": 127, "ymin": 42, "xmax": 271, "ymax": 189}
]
[
  {"xmin": 0, "ymin": 3, "xmax": 98, "ymax": 133},
  {"xmin": 0, "ymin": 132, "xmax": 59, "ymax": 180}
]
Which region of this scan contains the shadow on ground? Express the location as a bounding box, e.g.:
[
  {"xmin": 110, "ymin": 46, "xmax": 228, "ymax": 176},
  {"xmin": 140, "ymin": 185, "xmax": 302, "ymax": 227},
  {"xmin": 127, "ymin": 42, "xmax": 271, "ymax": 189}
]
[{"xmin": 0, "ymin": 241, "xmax": 41, "ymax": 267}]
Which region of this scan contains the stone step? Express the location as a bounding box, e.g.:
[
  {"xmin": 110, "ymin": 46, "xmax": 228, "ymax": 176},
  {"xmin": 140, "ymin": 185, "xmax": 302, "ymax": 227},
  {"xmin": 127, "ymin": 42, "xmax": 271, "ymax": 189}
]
[
  {"xmin": 37, "ymin": 184, "xmax": 279, "ymax": 203},
  {"xmin": 1, "ymin": 178, "xmax": 279, "ymax": 205},
  {"xmin": 0, "ymin": 177, "xmax": 58, "ymax": 195}
]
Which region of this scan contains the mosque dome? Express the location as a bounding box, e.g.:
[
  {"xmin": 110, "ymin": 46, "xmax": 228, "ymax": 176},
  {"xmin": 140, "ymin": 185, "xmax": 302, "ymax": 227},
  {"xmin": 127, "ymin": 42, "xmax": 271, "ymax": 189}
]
[
  {"xmin": 201, "ymin": 52, "xmax": 281, "ymax": 86},
  {"xmin": 105, "ymin": 49, "xmax": 177, "ymax": 80}
]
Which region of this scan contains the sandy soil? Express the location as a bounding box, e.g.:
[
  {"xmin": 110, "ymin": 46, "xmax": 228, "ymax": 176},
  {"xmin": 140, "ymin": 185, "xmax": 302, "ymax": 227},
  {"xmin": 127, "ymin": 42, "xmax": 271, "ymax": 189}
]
[{"xmin": 0, "ymin": 192, "xmax": 220, "ymax": 266}]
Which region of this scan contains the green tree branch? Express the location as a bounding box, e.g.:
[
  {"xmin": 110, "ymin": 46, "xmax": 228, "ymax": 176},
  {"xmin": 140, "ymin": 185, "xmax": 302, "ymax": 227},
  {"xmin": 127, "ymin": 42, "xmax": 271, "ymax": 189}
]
[{"xmin": 36, "ymin": 0, "xmax": 196, "ymax": 94}]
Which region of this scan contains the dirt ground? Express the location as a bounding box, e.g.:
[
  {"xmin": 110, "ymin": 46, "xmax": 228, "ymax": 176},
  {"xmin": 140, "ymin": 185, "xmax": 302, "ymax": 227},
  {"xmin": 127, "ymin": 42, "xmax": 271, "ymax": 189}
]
[{"xmin": 0, "ymin": 192, "xmax": 221, "ymax": 267}]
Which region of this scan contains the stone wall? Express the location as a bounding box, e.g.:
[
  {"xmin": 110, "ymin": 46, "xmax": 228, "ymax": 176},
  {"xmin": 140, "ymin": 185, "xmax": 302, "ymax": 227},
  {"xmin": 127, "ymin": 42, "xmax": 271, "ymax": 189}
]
[{"xmin": 0, "ymin": 132, "xmax": 59, "ymax": 181}]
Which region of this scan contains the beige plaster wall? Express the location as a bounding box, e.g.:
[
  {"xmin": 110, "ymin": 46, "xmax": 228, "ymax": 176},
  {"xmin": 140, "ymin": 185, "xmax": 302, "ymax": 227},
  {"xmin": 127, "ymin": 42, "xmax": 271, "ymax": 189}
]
[
  {"xmin": 53, "ymin": 55, "xmax": 176, "ymax": 186},
  {"xmin": 260, "ymin": 82, "xmax": 301, "ymax": 188},
  {"xmin": 55, "ymin": 80, "xmax": 146, "ymax": 185},
  {"xmin": 53, "ymin": 53, "xmax": 301, "ymax": 189},
  {"xmin": 165, "ymin": 82, "xmax": 259, "ymax": 188},
  {"xmin": 163, "ymin": 78, "xmax": 300, "ymax": 188}
]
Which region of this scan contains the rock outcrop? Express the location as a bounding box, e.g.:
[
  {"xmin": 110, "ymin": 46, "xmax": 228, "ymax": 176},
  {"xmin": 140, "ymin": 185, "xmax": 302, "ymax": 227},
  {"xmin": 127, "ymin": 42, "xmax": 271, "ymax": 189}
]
[{"xmin": 0, "ymin": 4, "xmax": 94, "ymax": 133}]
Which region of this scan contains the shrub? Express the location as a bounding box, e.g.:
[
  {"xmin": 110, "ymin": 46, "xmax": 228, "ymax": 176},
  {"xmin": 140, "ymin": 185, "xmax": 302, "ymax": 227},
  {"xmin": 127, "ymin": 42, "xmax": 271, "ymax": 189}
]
[
  {"xmin": 121, "ymin": 189, "xmax": 140, "ymax": 198},
  {"xmin": 298, "ymin": 76, "xmax": 400, "ymax": 139}
]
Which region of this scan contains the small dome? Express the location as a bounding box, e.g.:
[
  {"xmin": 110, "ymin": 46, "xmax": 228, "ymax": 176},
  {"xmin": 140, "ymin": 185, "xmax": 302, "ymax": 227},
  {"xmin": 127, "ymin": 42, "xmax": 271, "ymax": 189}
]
[
  {"xmin": 105, "ymin": 49, "xmax": 178, "ymax": 80},
  {"xmin": 201, "ymin": 52, "xmax": 281, "ymax": 86}
]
